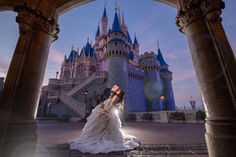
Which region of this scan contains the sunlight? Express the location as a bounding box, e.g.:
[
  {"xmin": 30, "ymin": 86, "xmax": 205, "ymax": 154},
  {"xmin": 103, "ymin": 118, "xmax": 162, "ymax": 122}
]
[{"xmin": 114, "ymin": 109, "xmax": 119, "ymax": 115}]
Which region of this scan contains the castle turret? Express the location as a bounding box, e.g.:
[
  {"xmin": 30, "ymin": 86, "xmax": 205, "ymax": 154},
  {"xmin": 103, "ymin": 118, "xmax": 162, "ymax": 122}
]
[
  {"xmin": 140, "ymin": 52, "xmax": 163, "ymax": 111},
  {"xmin": 96, "ymin": 23, "xmax": 100, "ymax": 38},
  {"xmin": 103, "ymin": 7, "xmax": 130, "ymax": 113},
  {"xmin": 132, "ymin": 33, "xmax": 140, "ymax": 66},
  {"xmin": 157, "ymin": 46, "xmax": 176, "ymax": 110},
  {"xmin": 101, "ymin": 4, "xmax": 108, "ymax": 35}
]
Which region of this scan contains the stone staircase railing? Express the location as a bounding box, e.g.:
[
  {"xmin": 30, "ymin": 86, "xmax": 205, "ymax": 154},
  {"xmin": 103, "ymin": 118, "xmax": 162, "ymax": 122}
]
[
  {"xmin": 59, "ymin": 91, "xmax": 86, "ymax": 118},
  {"xmin": 66, "ymin": 71, "xmax": 108, "ymax": 97}
]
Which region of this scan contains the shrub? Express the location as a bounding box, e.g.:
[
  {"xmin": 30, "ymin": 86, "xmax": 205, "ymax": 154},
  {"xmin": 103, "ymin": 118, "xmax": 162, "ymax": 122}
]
[
  {"xmin": 170, "ymin": 112, "xmax": 185, "ymax": 120},
  {"xmin": 196, "ymin": 110, "xmax": 206, "ymax": 120},
  {"xmin": 142, "ymin": 113, "xmax": 153, "ymax": 120}
]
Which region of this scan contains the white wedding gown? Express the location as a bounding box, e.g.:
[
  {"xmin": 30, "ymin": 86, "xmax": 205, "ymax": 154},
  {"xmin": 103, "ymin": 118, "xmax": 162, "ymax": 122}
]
[{"xmin": 69, "ymin": 97, "xmax": 140, "ymax": 154}]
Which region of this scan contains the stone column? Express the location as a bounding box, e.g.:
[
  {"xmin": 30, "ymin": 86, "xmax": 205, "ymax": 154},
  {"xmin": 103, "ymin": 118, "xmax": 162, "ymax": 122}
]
[
  {"xmin": 0, "ymin": 4, "xmax": 59, "ymax": 157},
  {"xmin": 176, "ymin": 0, "xmax": 236, "ymax": 156}
]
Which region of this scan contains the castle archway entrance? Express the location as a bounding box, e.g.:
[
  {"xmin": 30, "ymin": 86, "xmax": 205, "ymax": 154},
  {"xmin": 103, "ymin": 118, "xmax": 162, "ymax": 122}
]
[{"xmin": 0, "ymin": 0, "xmax": 235, "ymax": 157}]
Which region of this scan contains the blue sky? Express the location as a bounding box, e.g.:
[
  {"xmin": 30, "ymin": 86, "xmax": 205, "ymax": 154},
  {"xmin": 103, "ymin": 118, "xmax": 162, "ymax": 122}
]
[{"xmin": 0, "ymin": 0, "xmax": 235, "ymax": 109}]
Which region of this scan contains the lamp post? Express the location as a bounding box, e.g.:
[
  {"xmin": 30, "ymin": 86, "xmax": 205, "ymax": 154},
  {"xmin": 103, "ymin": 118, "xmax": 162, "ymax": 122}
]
[
  {"xmin": 160, "ymin": 95, "xmax": 165, "ymax": 110},
  {"xmin": 84, "ymin": 90, "xmax": 88, "ymax": 116},
  {"xmin": 56, "ymin": 71, "xmax": 59, "ymax": 79}
]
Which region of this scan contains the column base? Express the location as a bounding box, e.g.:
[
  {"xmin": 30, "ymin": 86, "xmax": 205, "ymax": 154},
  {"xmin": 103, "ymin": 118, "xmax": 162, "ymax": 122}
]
[
  {"xmin": 205, "ymin": 118, "xmax": 236, "ymax": 157},
  {"xmin": 0, "ymin": 120, "xmax": 37, "ymax": 157}
]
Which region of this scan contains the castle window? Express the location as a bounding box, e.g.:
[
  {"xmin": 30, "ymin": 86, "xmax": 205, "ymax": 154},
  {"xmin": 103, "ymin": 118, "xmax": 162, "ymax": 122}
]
[
  {"xmin": 115, "ymin": 33, "xmax": 118, "ymax": 35},
  {"xmin": 114, "ymin": 42, "xmax": 118, "ymax": 46},
  {"xmin": 125, "ymin": 45, "xmax": 127, "ymax": 48}
]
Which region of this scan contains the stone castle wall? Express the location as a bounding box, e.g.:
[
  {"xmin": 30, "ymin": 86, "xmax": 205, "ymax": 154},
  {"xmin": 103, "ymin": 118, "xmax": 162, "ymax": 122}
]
[{"xmin": 127, "ymin": 66, "xmax": 146, "ymax": 112}]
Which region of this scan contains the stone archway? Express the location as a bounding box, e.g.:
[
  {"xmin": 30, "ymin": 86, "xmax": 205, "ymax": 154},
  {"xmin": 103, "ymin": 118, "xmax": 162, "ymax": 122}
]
[{"xmin": 0, "ymin": 0, "xmax": 235, "ymax": 157}]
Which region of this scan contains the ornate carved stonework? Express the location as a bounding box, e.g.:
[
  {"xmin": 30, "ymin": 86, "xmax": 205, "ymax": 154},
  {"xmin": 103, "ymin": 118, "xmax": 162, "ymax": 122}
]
[
  {"xmin": 176, "ymin": 0, "xmax": 225, "ymax": 33},
  {"xmin": 201, "ymin": 0, "xmax": 225, "ymax": 22},
  {"xmin": 104, "ymin": 50, "xmax": 130, "ymax": 61},
  {"xmin": 175, "ymin": 0, "xmax": 202, "ymax": 33},
  {"xmin": 14, "ymin": 4, "xmax": 60, "ymax": 42}
]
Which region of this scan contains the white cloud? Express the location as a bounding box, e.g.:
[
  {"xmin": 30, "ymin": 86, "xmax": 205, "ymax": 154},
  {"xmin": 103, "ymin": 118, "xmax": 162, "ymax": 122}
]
[
  {"xmin": 48, "ymin": 49, "xmax": 64, "ymax": 64},
  {"xmin": 172, "ymin": 69, "xmax": 196, "ymax": 83}
]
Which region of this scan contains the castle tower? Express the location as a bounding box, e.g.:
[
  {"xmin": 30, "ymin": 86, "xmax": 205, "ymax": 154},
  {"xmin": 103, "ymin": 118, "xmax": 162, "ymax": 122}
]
[
  {"xmin": 157, "ymin": 46, "xmax": 176, "ymax": 110},
  {"xmin": 101, "ymin": 3, "xmax": 108, "ymax": 35},
  {"xmin": 95, "ymin": 23, "xmax": 100, "ymax": 39},
  {"xmin": 132, "ymin": 33, "xmax": 140, "ymax": 65},
  {"xmin": 140, "ymin": 52, "xmax": 163, "ymax": 111},
  {"xmin": 103, "ymin": 7, "xmax": 130, "ymax": 113}
]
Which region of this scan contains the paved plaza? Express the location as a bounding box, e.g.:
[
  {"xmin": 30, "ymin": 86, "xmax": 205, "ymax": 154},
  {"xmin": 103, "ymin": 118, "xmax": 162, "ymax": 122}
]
[{"xmin": 36, "ymin": 121, "xmax": 208, "ymax": 157}]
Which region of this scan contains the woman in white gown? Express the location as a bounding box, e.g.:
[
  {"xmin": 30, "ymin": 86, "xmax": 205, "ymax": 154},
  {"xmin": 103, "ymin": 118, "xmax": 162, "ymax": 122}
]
[{"xmin": 69, "ymin": 88, "xmax": 140, "ymax": 154}]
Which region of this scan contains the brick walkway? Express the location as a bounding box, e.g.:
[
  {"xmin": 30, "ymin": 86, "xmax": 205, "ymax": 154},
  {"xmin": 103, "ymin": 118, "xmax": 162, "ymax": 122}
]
[{"xmin": 36, "ymin": 143, "xmax": 208, "ymax": 157}]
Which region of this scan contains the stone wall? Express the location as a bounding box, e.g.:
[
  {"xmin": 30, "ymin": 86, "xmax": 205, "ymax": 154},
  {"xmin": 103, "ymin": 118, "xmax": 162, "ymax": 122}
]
[
  {"xmin": 127, "ymin": 110, "xmax": 205, "ymax": 123},
  {"xmin": 50, "ymin": 102, "xmax": 77, "ymax": 118},
  {"xmin": 128, "ymin": 66, "xmax": 146, "ymax": 112}
]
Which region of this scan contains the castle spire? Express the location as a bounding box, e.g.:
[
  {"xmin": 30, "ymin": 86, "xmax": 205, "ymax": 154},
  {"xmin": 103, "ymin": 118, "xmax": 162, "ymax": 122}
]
[
  {"xmin": 118, "ymin": 7, "xmax": 121, "ymax": 25},
  {"xmin": 127, "ymin": 31, "xmax": 132, "ymax": 44},
  {"xmin": 110, "ymin": 5, "xmax": 122, "ymax": 33},
  {"xmin": 157, "ymin": 40, "xmax": 160, "ymax": 50},
  {"xmin": 134, "ymin": 33, "xmax": 139, "ymax": 44},
  {"xmin": 115, "ymin": 2, "xmax": 118, "ymax": 13},
  {"xmin": 157, "ymin": 41, "xmax": 167, "ymax": 66},
  {"xmin": 122, "ymin": 10, "xmax": 125, "ymax": 26},
  {"xmin": 72, "ymin": 44, "xmax": 74, "ymax": 50},
  {"xmin": 102, "ymin": 1, "xmax": 107, "ymax": 18},
  {"xmin": 96, "ymin": 21, "xmax": 100, "ymax": 37},
  {"xmin": 64, "ymin": 54, "xmax": 67, "ymax": 62},
  {"xmin": 101, "ymin": 1, "xmax": 108, "ymax": 35}
]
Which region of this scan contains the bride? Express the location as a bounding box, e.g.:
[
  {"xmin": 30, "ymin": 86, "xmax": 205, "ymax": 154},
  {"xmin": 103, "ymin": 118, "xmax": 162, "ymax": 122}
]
[{"xmin": 69, "ymin": 85, "xmax": 140, "ymax": 154}]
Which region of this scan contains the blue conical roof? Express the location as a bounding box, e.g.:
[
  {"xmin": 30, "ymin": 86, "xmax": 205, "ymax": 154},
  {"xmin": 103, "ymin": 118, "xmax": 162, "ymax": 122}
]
[
  {"xmin": 108, "ymin": 28, "xmax": 111, "ymax": 34},
  {"xmin": 127, "ymin": 31, "xmax": 132, "ymax": 44},
  {"xmin": 157, "ymin": 48, "xmax": 167, "ymax": 65},
  {"xmin": 110, "ymin": 12, "xmax": 122, "ymax": 33},
  {"xmin": 103, "ymin": 7, "xmax": 107, "ymax": 18},
  {"xmin": 79, "ymin": 41, "xmax": 96, "ymax": 58},
  {"xmin": 96, "ymin": 25, "xmax": 100, "ymax": 37},
  {"xmin": 130, "ymin": 51, "xmax": 134, "ymax": 60},
  {"xmin": 134, "ymin": 36, "xmax": 138, "ymax": 44},
  {"xmin": 67, "ymin": 50, "xmax": 77, "ymax": 63}
]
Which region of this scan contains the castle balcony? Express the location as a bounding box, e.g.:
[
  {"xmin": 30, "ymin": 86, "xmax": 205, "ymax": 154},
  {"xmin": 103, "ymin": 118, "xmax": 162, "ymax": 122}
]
[
  {"xmin": 48, "ymin": 78, "xmax": 61, "ymax": 85},
  {"xmin": 47, "ymin": 90, "xmax": 59, "ymax": 104}
]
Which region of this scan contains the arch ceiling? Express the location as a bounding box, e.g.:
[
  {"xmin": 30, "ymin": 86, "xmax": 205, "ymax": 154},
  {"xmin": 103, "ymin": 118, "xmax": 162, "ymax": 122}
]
[{"xmin": 0, "ymin": 0, "xmax": 178, "ymax": 16}]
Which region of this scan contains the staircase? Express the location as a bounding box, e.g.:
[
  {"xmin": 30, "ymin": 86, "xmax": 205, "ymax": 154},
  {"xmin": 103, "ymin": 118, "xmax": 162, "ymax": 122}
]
[
  {"xmin": 59, "ymin": 91, "xmax": 86, "ymax": 118},
  {"xmin": 66, "ymin": 71, "xmax": 108, "ymax": 97}
]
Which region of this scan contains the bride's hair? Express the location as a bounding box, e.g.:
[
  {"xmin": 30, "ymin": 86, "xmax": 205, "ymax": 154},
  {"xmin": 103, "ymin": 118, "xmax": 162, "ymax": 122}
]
[{"xmin": 116, "ymin": 90, "xmax": 125, "ymax": 110}]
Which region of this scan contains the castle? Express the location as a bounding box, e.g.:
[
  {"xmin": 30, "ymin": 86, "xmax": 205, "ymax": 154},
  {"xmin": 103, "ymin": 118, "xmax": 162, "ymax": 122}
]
[{"xmin": 39, "ymin": 5, "xmax": 176, "ymax": 119}]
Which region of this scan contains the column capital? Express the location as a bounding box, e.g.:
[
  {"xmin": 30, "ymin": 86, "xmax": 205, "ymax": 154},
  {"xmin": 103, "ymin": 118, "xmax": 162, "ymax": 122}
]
[
  {"xmin": 14, "ymin": 4, "xmax": 60, "ymax": 42},
  {"xmin": 175, "ymin": 0, "xmax": 202, "ymax": 33},
  {"xmin": 200, "ymin": 0, "xmax": 225, "ymax": 22},
  {"xmin": 175, "ymin": 0, "xmax": 225, "ymax": 33}
]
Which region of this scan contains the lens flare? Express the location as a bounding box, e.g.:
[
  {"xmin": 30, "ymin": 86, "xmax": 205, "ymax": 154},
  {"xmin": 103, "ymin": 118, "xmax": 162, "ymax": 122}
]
[{"xmin": 114, "ymin": 109, "xmax": 119, "ymax": 115}]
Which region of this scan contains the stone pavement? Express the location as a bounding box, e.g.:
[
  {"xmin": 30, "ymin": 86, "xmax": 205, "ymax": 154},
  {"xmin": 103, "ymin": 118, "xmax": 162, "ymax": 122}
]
[
  {"xmin": 36, "ymin": 121, "xmax": 208, "ymax": 157},
  {"xmin": 36, "ymin": 143, "xmax": 208, "ymax": 157}
]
